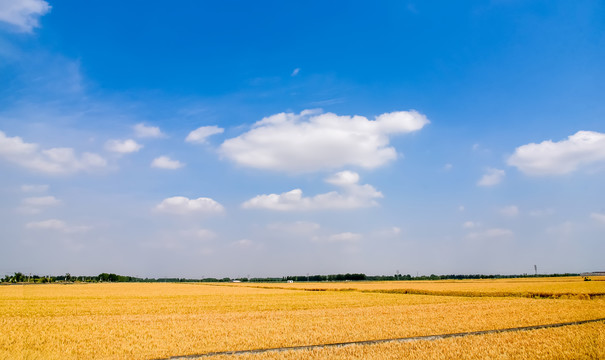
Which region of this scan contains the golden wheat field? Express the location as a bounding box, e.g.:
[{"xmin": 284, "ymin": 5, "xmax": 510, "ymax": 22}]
[{"xmin": 1, "ymin": 277, "xmax": 604, "ymax": 360}]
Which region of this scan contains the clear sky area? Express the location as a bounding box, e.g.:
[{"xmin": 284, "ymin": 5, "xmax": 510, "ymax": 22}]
[{"xmin": 0, "ymin": 1, "xmax": 604, "ymax": 278}]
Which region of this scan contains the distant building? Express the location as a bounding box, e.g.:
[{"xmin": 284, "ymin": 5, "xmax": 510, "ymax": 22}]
[{"xmin": 580, "ymin": 271, "xmax": 605, "ymax": 276}]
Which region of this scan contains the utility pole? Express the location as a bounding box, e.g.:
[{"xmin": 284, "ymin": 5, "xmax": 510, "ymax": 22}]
[{"xmin": 534, "ymin": 265, "xmax": 537, "ymax": 276}]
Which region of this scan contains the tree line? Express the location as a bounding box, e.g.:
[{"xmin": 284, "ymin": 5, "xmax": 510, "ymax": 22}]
[{"xmin": 1, "ymin": 271, "xmax": 579, "ymax": 284}]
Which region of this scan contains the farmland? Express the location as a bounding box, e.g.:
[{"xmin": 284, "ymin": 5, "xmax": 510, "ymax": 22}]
[{"xmin": 1, "ymin": 277, "xmax": 604, "ymax": 359}]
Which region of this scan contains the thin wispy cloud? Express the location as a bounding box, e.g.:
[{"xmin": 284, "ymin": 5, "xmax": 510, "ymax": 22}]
[
  {"xmin": 477, "ymin": 168, "xmax": 505, "ymax": 187},
  {"xmin": 312, "ymin": 232, "xmax": 362, "ymax": 243},
  {"xmin": 134, "ymin": 123, "xmax": 164, "ymax": 138},
  {"xmin": 590, "ymin": 212, "xmax": 605, "ymax": 224},
  {"xmin": 499, "ymin": 205, "xmax": 519, "ymax": 217},
  {"xmin": 466, "ymin": 228, "xmax": 513, "ymax": 240},
  {"xmin": 21, "ymin": 184, "xmax": 48, "ymax": 193},
  {"xmin": 26, "ymin": 219, "xmax": 90, "ymax": 233},
  {"xmin": 18, "ymin": 195, "xmax": 61, "ymax": 214},
  {"xmin": 0, "ymin": 0, "xmax": 51, "ymax": 33},
  {"xmin": 185, "ymin": 126, "xmax": 224, "ymax": 144}
]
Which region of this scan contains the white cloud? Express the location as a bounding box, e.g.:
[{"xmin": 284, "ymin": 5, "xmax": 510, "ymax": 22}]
[
  {"xmin": 477, "ymin": 168, "xmax": 505, "ymax": 186},
  {"xmin": 325, "ymin": 170, "xmax": 360, "ymax": 186},
  {"xmin": 590, "ymin": 212, "xmax": 605, "ymax": 224},
  {"xmin": 151, "ymin": 156, "xmax": 185, "ymax": 170},
  {"xmin": 26, "ymin": 219, "xmax": 64, "ymax": 230},
  {"xmin": 133, "ymin": 123, "xmax": 163, "ymax": 138},
  {"xmin": 467, "ymin": 228, "xmax": 513, "ymax": 240},
  {"xmin": 0, "ymin": 130, "xmax": 107, "ymax": 175},
  {"xmin": 529, "ymin": 208, "xmax": 555, "ymax": 217},
  {"xmin": 191, "ymin": 229, "xmax": 216, "ymax": 239},
  {"xmin": 18, "ymin": 195, "xmax": 60, "ymax": 215},
  {"xmin": 105, "ymin": 139, "xmax": 143, "ymax": 153},
  {"xmin": 231, "ymin": 239, "xmax": 253, "ymax": 249},
  {"xmin": 267, "ymin": 221, "xmax": 320, "ymax": 234},
  {"xmin": 17, "ymin": 196, "xmax": 61, "ymax": 215},
  {"xmin": 220, "ymin": 109, "xmax": 429, "ymax": 173},
  {"xmin": 185, "ymin": 126, "xmax": 224, "ymax": 144},
  {"xmin": 388, "ymin": 226, "xmax": 401, "ymax": 235},
  {"xmin": 291, "ymin": 68, "xmax": 300, "ymax": 76},
  {"xmin": 22, "ymin": 195, "xmax": 60, "ymax": 206},
  {"xmin": 500, "ymin": 205, "xmax": 519, "ymax": 217},
  {"xmin": 21, "ymin": 184, "xmax": 48, "ymax": 193},
  {"xmin": 242, "ymin": 171, "xmax": 383, "ymax": 211},
  {"xmin": 443, "ymin": 163, "xmax": 453, "ymax": 171},
  {"xmin": 25, "ymin": 219, "xmax": 89, "ymax": 233},
  {"xmin": 155, "ymin": 196, "xmax": 224, "ymax": 215},
  {"xmin": 180, "ymin": 228, "xmax": 217, "ymax": 240},
  {"xmin": 375, "ymin": 226, "xmax": 402, "ymax": 237},
  {"xmin": 0, "ymin": 0, "xmax": 50, "ymax": 33},
  {"xmin": 17, "ymin": 207, "xmax": 42, "ymax": 215},
  {"xmin": 312, "ymin": 232, "xmax": 362, "ymax": 243},
  {"xmin": 462, "ymin": 221, "xmax": 479, "ymax": 229},
  {"xmin": 508, "ymin": 131, "xmax": 605, "ymax": 176}
]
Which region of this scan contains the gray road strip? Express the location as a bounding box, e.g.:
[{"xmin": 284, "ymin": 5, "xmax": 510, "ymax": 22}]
[{"xmin": 153, "ymin": 317, "xmax": 605, "ymax": 359}]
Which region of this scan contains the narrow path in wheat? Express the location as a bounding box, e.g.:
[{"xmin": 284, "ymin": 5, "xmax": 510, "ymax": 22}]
[{"xmin": 153, "ymin": 317, "xmax": 605, "ymax": 360}]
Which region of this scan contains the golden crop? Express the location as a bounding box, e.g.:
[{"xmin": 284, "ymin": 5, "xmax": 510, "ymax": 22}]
[
  {"xmin": 233, "ymin": 276, "xmax": 605, "ymax": 299},
  {"xmin": 1, "ymin": 278, "xmax": 603, "ymax": 359},
  {"xmin": 207, "ymin": 322, "xmax": 605, "ymax": 360}
]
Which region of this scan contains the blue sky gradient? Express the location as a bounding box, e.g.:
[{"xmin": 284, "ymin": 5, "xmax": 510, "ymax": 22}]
[{"xmin": 0, "ymin": 1, "xmax": 604, "ymax": 278}]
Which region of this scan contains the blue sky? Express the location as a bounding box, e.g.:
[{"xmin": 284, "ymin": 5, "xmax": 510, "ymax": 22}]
[{"xmin": 1, "ymin": 0, "xmax": 604, "ymax": 278}]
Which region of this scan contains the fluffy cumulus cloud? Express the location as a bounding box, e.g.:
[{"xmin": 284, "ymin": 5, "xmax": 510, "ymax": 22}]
[
  {"xmin": 0, "ymin": 0, "xmax": 50, "ymax": 33},
  {"xmin": 242, "ymin": 171, "xmax": 383, "ymax": 211},
  {"xmin": 105, "ymin": 139, "xmax": 143, "ymax": 154},
  {"xmin": 155, "ymin": 196, "xmax": 224, "ymax": 215},
  {"xmin": 477, "ymin": 168, "xmax": 505, "ymax": 186},
  {"xmin": 0, "ymin": 130, "xmax": 106, "ymax": 174},
  {"xmin": 186, "ymin": 126, "xmax": 224, "ymax": 144},
  {"xmin": 25, "ymin": 219, "xmax": 89, "ymax": 233},
  {"xmin": 508, "ymin": 131, "xmax": 605, "ymax": 176},
  {"xmin": 133, "ymin": 123, "xmax": 163, "ymax": 138},
  {"xmin": 151, "ymin": 156, "xmax": 185, "ymax": 169},
  {"xmin": 220, "ymin": 109, "xmax": 429, "ymax": 173}
]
